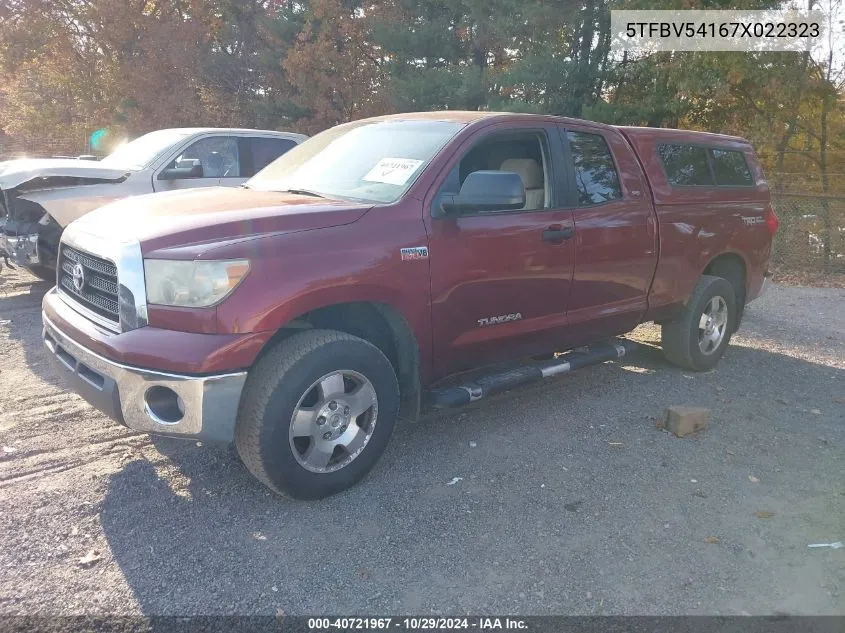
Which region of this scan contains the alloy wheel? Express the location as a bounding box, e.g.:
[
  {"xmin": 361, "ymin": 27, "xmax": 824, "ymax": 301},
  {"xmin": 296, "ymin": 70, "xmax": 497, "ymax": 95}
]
[
  {"xmin": 288, "ymin": 370, "xmax": 378, "ymax": 473},
  {"xmin": 698, "ymin": 296, "xmax": 729, "ymax": 355}
]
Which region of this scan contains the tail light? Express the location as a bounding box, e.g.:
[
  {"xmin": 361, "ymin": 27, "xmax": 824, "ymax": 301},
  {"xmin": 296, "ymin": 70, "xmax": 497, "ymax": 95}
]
[{"xmin": 764, "ymin": 205, "xmax": 779, "ymax": 236}]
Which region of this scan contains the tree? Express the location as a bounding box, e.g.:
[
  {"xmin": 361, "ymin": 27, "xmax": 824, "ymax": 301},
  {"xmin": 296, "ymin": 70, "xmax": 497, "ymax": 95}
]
[
  {"xmin": 0, "ymin": 0, "xmax": 270, "ymax": 152},
  {"xmin": 283, "ymin": 0, "xmax": 390, "ymax": 133}
]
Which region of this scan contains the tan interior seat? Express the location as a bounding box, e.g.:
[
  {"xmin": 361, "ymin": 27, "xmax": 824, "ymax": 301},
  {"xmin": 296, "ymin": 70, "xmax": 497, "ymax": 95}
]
[{"xmin": 500, "ymin": 158, "xmax": 545, "ymax": 210}]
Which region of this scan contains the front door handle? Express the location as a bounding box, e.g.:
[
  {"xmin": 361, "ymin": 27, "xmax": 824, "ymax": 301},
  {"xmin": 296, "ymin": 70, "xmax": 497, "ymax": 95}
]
[{"xmin": 542, "ymin": 226, "xmax": 575, "ymax": 242}]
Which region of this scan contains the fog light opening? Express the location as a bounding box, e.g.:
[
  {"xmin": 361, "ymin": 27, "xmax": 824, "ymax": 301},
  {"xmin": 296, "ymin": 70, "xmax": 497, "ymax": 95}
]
[{"xmin": 144, "ymin": 386, "xmax": 185, "ymax": 425}]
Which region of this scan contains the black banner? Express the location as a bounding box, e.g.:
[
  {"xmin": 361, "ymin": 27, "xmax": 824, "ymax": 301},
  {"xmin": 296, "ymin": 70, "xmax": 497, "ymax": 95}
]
[{"xmin": 0, "ymin": 617, "xmax": 843, "ymax": 633}]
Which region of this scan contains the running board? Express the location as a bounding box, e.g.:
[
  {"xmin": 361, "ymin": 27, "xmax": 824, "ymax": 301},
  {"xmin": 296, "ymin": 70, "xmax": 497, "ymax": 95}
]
[{"xmin": 426, "ymin": 339, "xmax": 639, "ymax": 409}]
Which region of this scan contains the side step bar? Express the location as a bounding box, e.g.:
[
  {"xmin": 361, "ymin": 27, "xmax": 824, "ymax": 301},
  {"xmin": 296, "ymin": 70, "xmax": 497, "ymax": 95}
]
[{"xmin": 427, "ymin": 339, "xmax": 639, "ymax": 409}]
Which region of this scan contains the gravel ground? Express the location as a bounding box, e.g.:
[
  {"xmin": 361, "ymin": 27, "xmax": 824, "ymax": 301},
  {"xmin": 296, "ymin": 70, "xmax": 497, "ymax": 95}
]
[{"xmin": 0, "ymin": 266, "xmax": 843, "ymax": 616}]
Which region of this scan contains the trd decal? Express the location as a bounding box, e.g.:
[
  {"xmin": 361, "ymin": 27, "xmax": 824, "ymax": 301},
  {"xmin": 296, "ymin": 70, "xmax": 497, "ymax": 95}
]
[
  {"xmin": 741, "ymin": 215, "xmax": 764, "ymax": 226},
  {"xmin": 400, "ymin": 246, "xmax": 429, "ymax": 261},
  {"xmin": 477, "ymin": 313, "xmax": 523, "ymax": 327}
]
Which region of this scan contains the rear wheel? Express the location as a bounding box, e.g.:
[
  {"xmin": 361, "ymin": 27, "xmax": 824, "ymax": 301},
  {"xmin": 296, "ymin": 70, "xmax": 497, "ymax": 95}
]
[
  {"xmin": 235, "ymin": 329, "xmax": 399, "ymax": 499},
  {"xmin": 661, "ymin": 275, "xmax": 736, "ymax": 371}
]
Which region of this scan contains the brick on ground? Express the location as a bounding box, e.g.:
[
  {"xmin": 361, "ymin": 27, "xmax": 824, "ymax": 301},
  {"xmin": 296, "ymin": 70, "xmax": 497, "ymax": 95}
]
[{"xmin": 657, "ymin": 406, "xmax": 711, "ymax": 437}]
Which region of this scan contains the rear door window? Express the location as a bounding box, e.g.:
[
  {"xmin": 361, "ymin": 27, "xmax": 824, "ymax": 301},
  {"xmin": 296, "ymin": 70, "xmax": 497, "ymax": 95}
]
[
  {"xmin": 566, "ymin": 131, "xmax": 622, "ymax": 205},
  {"xmin": 710, "ymin": 148, "xmax": 753, "ymax": 186},
  {"xmin": 245, "ymin": 137, "xmax": 298, "ymax": 177},
  {"xmin": 657, "ymin": 144, "xmax": 713, "ymax": 186}
]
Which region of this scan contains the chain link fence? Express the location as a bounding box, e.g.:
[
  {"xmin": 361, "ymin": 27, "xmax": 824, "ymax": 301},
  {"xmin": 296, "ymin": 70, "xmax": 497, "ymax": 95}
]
[{"xmin": 770, "ymin": 193, "xmax": 845, "ymax": 275}]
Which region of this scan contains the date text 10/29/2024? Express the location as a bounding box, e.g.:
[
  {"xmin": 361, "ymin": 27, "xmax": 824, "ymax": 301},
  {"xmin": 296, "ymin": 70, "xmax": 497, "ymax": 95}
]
[{"xmin": 307, "ymin": 618, "xmax": 528, "ymax": 631}]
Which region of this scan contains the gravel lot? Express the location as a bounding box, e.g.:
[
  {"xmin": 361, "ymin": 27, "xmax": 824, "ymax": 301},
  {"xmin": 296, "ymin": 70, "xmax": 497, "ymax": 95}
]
[{"xmin": 0, "ymin": 266, "xmax": 843, "ymax": 616}]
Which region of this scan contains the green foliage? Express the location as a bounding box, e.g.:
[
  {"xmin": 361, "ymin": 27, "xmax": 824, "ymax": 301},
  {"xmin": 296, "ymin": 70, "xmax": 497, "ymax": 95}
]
[{"xmin": 0, "ymin": 0, "xmax": 841, "ymax": 193}]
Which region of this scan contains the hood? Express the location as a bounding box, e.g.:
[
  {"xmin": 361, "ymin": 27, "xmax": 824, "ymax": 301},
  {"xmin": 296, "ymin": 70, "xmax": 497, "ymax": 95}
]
[
  {"xmin": 69, "ymin": 186, "xmax": 372, "ymax": 257},
  {"xmin": 16, "ymin": 187, "xmax": 127, "ymax": 227},
  {"xmin": 0, "ymin": 158, "xmax": 129, "ymax": 190}
]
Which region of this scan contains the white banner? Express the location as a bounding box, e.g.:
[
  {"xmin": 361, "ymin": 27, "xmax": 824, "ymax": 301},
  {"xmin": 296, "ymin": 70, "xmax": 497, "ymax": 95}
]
[{"xmin": 610, "ymin": 9, "xmax": 827, "ymax": 53}]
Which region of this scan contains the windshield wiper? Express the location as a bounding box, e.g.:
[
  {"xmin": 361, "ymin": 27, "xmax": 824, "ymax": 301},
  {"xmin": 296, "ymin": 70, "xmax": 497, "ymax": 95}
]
[{"xmin": 285, "ymin": 188, "xmax": 328, "ymax": 199}]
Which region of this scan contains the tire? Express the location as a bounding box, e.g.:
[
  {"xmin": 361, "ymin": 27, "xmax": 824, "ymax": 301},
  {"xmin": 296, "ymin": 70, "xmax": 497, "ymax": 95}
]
[
  {"xmin": 235, "ymin": 329, "xmax": 399, "ymax": 499},
  {"xmin": 661, "ymin": 275, "xmax": 737, "ymax": 372}
]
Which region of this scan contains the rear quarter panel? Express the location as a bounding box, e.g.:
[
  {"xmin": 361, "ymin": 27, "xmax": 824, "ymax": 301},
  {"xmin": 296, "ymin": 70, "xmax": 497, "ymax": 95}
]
[{"xmin": 623, "ymin": 132, "xmax": 772, "ymax": 320}]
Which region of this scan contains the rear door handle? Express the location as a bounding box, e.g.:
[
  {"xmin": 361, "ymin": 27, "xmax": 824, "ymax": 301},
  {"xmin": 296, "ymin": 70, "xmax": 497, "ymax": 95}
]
[{"xmin": 543, "ymin": 226, "xmax": 575, "ymax": 242}]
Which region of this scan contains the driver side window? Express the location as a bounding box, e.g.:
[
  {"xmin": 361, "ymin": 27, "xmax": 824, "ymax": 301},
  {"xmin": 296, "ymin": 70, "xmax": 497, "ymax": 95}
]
[
  {"xmin": 167, "ymin": 136, "xmax": 240, "ymax": 178},
  {"xmin": 439, "ymin": 132, "xmax": 550, "ymax": 212}
]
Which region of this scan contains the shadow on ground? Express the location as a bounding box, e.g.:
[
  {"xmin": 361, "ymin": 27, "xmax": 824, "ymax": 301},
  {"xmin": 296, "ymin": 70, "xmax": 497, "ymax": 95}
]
[
  {"xmin": 100, "ymin": 343, "xmax": 845, "ymax": 615},
  {"xmin": 1, "ymin": 276, "xmax": 60, "ymax": 385}
]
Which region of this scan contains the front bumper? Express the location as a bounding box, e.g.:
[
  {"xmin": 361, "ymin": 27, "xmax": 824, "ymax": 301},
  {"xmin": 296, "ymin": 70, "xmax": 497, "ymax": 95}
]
[{"xmin": 43, "ymin": 314, "xmax": 247, "ymax": 442}]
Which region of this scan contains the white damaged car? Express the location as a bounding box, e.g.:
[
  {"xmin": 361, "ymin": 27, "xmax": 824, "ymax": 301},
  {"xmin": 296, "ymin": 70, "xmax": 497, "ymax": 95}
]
[{"xmin": 0, "ymin": 127, "xmax": 305, "ymax": 279}]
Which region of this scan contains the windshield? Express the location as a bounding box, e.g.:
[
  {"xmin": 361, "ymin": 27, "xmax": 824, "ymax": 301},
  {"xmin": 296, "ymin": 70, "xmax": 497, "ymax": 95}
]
[
  {"xmin": 246, "ymin": 119, "xmax": 464, "ymax": 203},
  {"xmin": 100, "ymin": 129, "xmax": 192, "ymax": 171}
]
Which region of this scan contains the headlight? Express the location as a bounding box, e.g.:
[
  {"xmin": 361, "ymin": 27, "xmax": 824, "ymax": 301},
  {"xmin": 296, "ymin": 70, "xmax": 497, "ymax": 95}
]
[{"xmin": 144, "ymin": 259, "xmax": 250, "ymax": 308}]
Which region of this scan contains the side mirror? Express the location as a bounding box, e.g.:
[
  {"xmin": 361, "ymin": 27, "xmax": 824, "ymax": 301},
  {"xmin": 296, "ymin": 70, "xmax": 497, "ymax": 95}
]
[
  {"xmin": 158, "ymin": 160, "xmax": 204, "ymax": 180},
  {"xmin": 439, "ymin": 171, "xmax": 525, "ymax": 215}
]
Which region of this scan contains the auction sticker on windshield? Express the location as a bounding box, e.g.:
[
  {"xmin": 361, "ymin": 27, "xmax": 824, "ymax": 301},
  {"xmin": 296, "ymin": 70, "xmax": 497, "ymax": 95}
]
[{"xmin": 363, "ymin": 158, "xmax": 424, "ymax": 186}]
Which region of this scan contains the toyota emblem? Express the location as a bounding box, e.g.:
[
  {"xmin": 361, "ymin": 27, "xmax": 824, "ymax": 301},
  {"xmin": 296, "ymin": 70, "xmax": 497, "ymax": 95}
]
[{"xmin": 72, "ymin": 262, "xmax": 85, "ymax": 292}]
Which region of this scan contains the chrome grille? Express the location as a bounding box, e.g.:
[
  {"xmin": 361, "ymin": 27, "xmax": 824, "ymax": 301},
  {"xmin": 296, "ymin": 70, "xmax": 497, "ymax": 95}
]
[{"xmin": 58, "ymin": 244, "xmax": 119, "ymax": 325}]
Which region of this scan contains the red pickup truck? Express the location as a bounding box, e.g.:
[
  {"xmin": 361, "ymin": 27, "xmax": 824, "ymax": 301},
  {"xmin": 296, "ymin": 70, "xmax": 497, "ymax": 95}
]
[{"xmin": 41, "ymin": 112, "xmax": 777, "ymax": 498}]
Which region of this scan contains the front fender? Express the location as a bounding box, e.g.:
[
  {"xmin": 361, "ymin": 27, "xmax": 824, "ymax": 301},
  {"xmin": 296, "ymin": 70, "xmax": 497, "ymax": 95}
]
[{"xmin": 212, "ymin": 208, "xmax": 433, "ymax": 378}]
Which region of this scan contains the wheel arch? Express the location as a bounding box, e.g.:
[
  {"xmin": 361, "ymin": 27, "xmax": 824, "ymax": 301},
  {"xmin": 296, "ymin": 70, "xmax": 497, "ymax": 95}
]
[{"xmin": 253, "ymin": 301, "xmax": 422, "ymax": 421}]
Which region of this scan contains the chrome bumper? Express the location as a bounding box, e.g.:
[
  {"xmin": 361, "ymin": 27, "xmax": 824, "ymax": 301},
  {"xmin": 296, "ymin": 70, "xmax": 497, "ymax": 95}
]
[
  {"xmin": 745, "ymin": 270, "xmax": 772, "ymax": 305},
  {"xmin": 42, "ymin": 314, "xmax": 247, "ymax": 442}
]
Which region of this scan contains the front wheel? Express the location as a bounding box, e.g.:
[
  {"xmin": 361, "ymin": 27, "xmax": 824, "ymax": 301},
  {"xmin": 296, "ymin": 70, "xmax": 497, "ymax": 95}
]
[
  {"xmin": 661, "ymin": 275, "xmax": 737, "ymax": 372},
  {"xmin": 235, "ymin": 329, "xmax": 399, "ymax": 499}
]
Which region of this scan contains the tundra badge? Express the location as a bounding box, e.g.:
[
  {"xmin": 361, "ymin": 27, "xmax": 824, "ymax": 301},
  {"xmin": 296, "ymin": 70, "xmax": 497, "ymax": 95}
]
[{"xmin": 478, "ymin": 313, "xmax": 522, "ymax": 327}]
